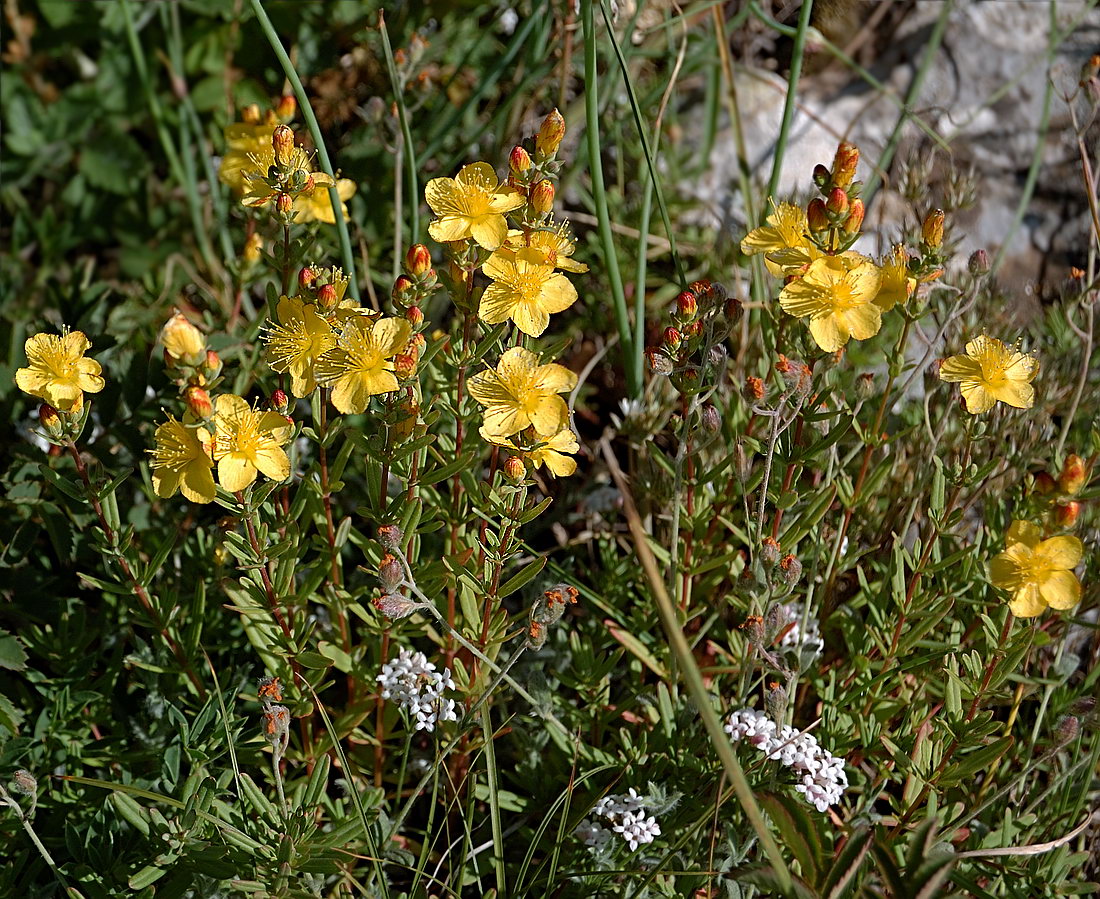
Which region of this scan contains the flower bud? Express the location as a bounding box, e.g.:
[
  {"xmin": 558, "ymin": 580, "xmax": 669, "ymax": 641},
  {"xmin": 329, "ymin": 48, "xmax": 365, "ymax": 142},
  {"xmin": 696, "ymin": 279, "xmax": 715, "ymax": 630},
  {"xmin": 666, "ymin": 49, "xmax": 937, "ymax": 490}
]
[
  {"xmin": 160, "ymin": 311, "xmax": 206, "ymax": 364},
  {"xmin": 405, "ymin": 306, "xmax": 424, "ymax": 327},
  {"xmin": 270, "ymin": 389, "xmax": 290, "ymax": 415},
  {"xmin": 760, "ymin": 536, "xmax": 781, "ymax": 566},
  {"xmin": 11, "ymin": 769, "xmax": 38, "ymax": 797},
  {"xmin": 535, "ymin": 108, "xmax": 566, "ymax": 158},
  {"xmin": 701, "ymin": 403, "xmax": 721, "ymax": 433},
  {"xmin": 258, "ymin": 675, "xmax": 283, "ymax": 704},
  {"xmin": 968, "ymin": 249, "xmax": 990, "ymax": 276},
  {"xmin": 663, "ymin": 326, "xmax": 683, "ymax": 350},
  {"xmin": 378, "ymin": 552, "xmax": 404, "ymax": 591},
  {"xmin": 744, "ymin": 375, "xmax": 765, "ymax": 401},
  {"xmin": 689, "ymin": 279, "xmax": 712, "ymax": 297},
  {"xmin": 262, "ymin": 704, "xmax": 291, "ymax": 747},
  {"xmin": 504, "ymin": 455, "xmax": 527, "ymax": 481},
  {"xmin": 831, "ymin": 141, "xmax": 859, "ymax": 189},
  {"xmin": 1033, "ymin": 470, "xmax": 1057, "ymax": 495},
  {"xmin": 812, "ymin": 163, "xmax": 831, "ymax": 189},
  {"xmin": 825, "ymin": 187, "xmax": 849, "ymax": 217},
  {"xmin": 843, "ymin": 198, "xmax": 864, "ymax": 234},
  {"xmin": 377, "ymin": 523, "xmax": 403, "ymax": 549},
  {"xmin": 405, "ymin": 243, "xmax": 432, "ymax": 276},
  {"xmin": 316, "ymin": 282, "xmax": 338, "ymax": 307},
  {"xmin": 1053, "ymin": 501, "xmax": 1081, "ymax": 528},
  {"xmin": 392, "ymin": 275, "xmax": 416, "ymax": 301},
  {"xmin": 299, "ymin": 266, "xmax": 318, "ymax": 288},
  {"xmin": 272, "ymin": 124, "xmax": 296, "ymax": 167},
  {"xmin": 241, "ymin": 103, "xmax": 262, "ymax": 125},
  {"xmin": 243, "ymin": 231, "xmax": 263, "ymax": 263},
  {"xmin": 675, "ymin": 289, "xmax": 698, "ymax": 319},
  {"xmin": 509, "ymin": 145, "xmax": 532, "ymax": 173},
  {"xmin": 807, "ymin": 198, "xmax": 829, "ymax": 233},
  {"xmin": 855, "ymin": 372, "xmax": 874, "ymax": 400},
  {"xmin": 922, "ymin": 209, "xmax": 945, "ymax": 249},
  {"xmin": 38, "ymin": 403, "xmax": 61, "ymax": 433},
  {"xmin": 1059, "ymin": 454, "xmax": 1088, "ymax": 495},
  {"xmin": 779, "ymin": 553, "xmax": 803, "ymax": 588},
  {"xmin": 184, "ymin": 386, "xmax": 213, "ymax": 419},
  {"xmin": 374, "ymin": 593, "xmax": 422, "ymax": 620},
  {"xmin": 394, "ymin": 353, "xmax": 417, "ymax": 379},
  {"xmin": 725, "ymin": 296, "xmax": 744, "ymax": 322},
  {"xmin": 764, "ymin": 680, "xmax": 787, "ymax": 722},
  {"xmin": 530, "ymin": 179, "xmax": 555, "ymax": 215},
  {"xmin": 275, "ymin": 94, "xmax": 297, "ymax": 120},
  {"xmin": 1055, "ymin": 714, "xmax": 1079, "ymax": 744},
  {"xmin": 276, "ymin": 192, "xmax": 293, "ymax": 216},
  {"xmin": 647, "ymin": 349, "xmax": 674, "ymax": 375},
  {"xmin": 1080, "ymin": 54, "xmax": 1100, "ymax": 85},
  {"xmin": 740, "ymin": 614, "xmax": 765, "ymax": 644}
]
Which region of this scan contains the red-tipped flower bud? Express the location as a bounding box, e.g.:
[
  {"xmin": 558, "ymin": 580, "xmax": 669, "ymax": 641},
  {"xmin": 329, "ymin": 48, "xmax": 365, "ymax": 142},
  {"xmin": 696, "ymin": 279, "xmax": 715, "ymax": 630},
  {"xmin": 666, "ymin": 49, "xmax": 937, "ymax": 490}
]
[
  {"xmin": 38, "ymin": 403, "xmax": 61, "ymax": 431},
  {"xmin": 393, "ymin": 353, "xmax": 417, "ymax": 379},
  {"xmin": 922, "ymin": 209, "xmax": 945, "ymax": 249},
  {"xmin": 184, "ymin": 386, "xmax": 213, "ymax": 419},
  {"xmin": 1059, "ymin": 454, "xmax": 1088, "ymax": 495},
  {"xmin": 807, "ymin": 198, "xmax": 829, "ymax": 233},
  {"xmin": 509, "ymin": 145, "xmax": 532, "ymax": 173},
  {"xmin": 536, "ymin": 108, "xmax": 566, "ymax": 158},
  {"xmin": 530, "ymin": 179, "xmax": 555, "ymax": 215},
  {"xmin": 241, "ymin": 103, "xmax": 262, "ymax": 125},
  {"xmin": 1033, "ymin": 470, "xmax": 1057, "ymax": 495},
  {"xmin": 272, "ymin": 124, "xmax": 296, "ymax": 167},
  {"xmin": 1054, "ymin": 501, "xmax": 1081, "ymax": 528},
  {"xmin": 317, "ymin": 282, "xmax": 338, "ymax": 307},
  {"xmin": 299, "ymin": 266, "xmax": 318, "ymax": 288},
  {"xmin": 405, "ymin": 243, "xmax": 432, "ymax": 276},
  {"xmin": 843, "ymin": 198, "xmax": 865, "ymax": 234},
  {"xmin": 275, "ymin": 94, "xmax": 297, "ymax": 120},
  {"xmin": 663, "ymin": 326, "xmax": 683, "ymax": 350},
  {"xmin": 392, "ymin": 276, "xmax": 416, "ymax": 302},
  {"xmin": 826, "ymin": 187, "xmax": 849, "ymax": 217},
  {"xmin": 276, "ymin": 192, "xmax": 293, "ymax": 215},
  {"xmin": 504, "ymin": 455, "xmax": 527, "ymax": 482},
  {"xmin": 676, "ymin": 290, "xmax": 698, "ymax": 318},
  {"xmin": 405, "ymin": 306, "xmax": 424, "ymax": 327},
  {"xmin": 831, "ymin": 141, "xmax": 860, "ymax": 189},
  {"xmin": 270, "ymin": 389, "xmax": 289, "ymax": 415}
]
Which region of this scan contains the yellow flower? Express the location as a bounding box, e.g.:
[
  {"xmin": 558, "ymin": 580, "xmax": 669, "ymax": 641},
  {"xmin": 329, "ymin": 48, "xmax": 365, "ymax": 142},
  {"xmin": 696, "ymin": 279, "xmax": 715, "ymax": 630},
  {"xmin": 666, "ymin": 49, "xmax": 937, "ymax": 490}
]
[
  {"xmin": 490, "ymin": 427, "xmax": 580, "ymax": 477},
  {"xmin": 778, "ymin": 252, "xmax": 883, "ymax": 352},
  {"xmin": 989, "ymin": 520, "xmax": 1082, "ymax": 618},
  {"xmin": 479, "ymin": 249, "xmax": 578, "ymax": 337},
  {"xmin": 874, "ymin": 244, "xmax": 915, "ymax": 311},
  {"xmin": 741, "ymin": 202, "xmax": 821, "ymax": 276},
  {"xmin": 149, "ymin": 417, "xmax": 216, "ymax": 504},
  {"xmin": 160, "ymin": 311, "xmax": 206, "ymax": 364},
  {"xmin": 264, "ymin": 296, "xmax": 338, "ymax": 397},
  {"xmin": 212, "ymin": 394, "xmax": 293, "ymax": 492},
  {"xmin": 293, "ymin": 177, "xmax": 357, "ymax": 224},
  {"xmin": 241, "ymin": 147, "xmax": 334, "ymax": 209},
  {"xmin": 503, "ymin": 225, "xmax": 589, "ymax": 274},
  {"xmin": 315, "ymin": 317, "xmax": 412, "ymax": 414},
  {"xmin": 938, "ymin": 336, "xmax": 1038, "ymax": 414},
  {"xmin": 15, "ymin": 331, "xmax": 105, "ymax": 412},
  {"xmin": 218, "ymin": 122, "xmax": 276, "ymax": 194},
  {"xmin": 469, "ymin": 347, "xmax": 576, "ymax": 440},
  {"xmin": 425, "ymin": 162, "xmax": 525, "ymax": 250}
]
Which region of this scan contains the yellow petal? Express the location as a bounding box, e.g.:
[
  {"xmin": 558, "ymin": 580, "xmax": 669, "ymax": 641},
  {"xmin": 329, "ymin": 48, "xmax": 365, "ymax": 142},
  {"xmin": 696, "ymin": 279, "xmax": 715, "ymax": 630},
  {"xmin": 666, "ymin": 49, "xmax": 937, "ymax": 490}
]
[
  {"xmin": 456, "ymin": 162, "xmax": 498, "ymax": 189},
  {"xmin": 481, "ymin": 404, "xmax": 528, "ymax": 440},
  {"xmin": 218, "ymin": 454, "xmax": 256, "ymax": 492},
  {"xmin": 153, "ymin": 467, "xmax": 182, "ymax": 499},
  {"xmin": 1006, "ymin": 520, "xmax": 1041, "ymax": 548},
  {"xmin": 15, "ymin": 367, "xmax": 49, "ymax": 398},
  {"xmin": 180, "ymin": 462, "xmax": 217, "ymax": 504},
  {"xmin": 428, "ymin": 216, "xmax": 472, "ymax": 243},
  {"xmin": 43, "ymin": 381, "xmax": 82, "ymax": 410},
  {"xmin": 991, "ymin": 380, "xmax": 1034, "ymax": 409},
  {"xmin": 532, "ymin": 362, "xmax": 577, "ymax": 394},
  {"xmin": 215, "ymin": 393, "xmax": 250, "ymax": 420},
  {"xmin": 840, "ymin": 303, "xmax": 882, "ymax": 342},
  {"xmin": 529, "ymin": 395, "xmax": 568, "ymax": 436},
  {"xmin": 373, "ymin": 318, "xmax": 413, "ymax": 357},
  {"xmin": 482, "ymin": 250, "xmax": 516, "ymax": 281},
  {"xmin": 424, "ymin": 176, "xmax": 461, "ymax": 216},
  {"xmin": 938, "ymin": 354, "xmax": 982, "ymax": 384},
  {"xmin": 1009, "ymin": 583, "xmax": 1045, "ymax": 618},
  {"xmin": 1038, "ymin": 569, "xmax": 1081, "ymax": 610},
  {"xmin": 478, "ymin": 283, "xmax": 517, "ymax": 325},
  {"xmin": 1037, "ymin": 535, "xmax": 1083, "ymax": 569},
  {"xmin": 62, "ymin": 331, "xmax": 92, "ymax": 358},
  {"xmin": 988, "ymin": 552, "xmax": 1023, "ymax": 590},
  {"xmin": 253, "ymin": 446, "xmax": 290, "ymax": 483},
  {"xmin": 808, "ymin": 315, "xmax": 845, "ymax": 353},
  {"xmin": 541, "ymin": 450, "xmax": 577, "ymax": 477},
  {"xmin": 539, "ymin": 274, "xmax": 578, "ymax": 313},
  {"xmin": 469, "ymin": 215, "xmax": 508, "ymax": 251},
  {"xmin": 512, "ymin": 303, "xmax": 550, "ymax": 337},
  {"xmin": 960, "ymin": 383, "xmax": 995, "ymax": 414}
]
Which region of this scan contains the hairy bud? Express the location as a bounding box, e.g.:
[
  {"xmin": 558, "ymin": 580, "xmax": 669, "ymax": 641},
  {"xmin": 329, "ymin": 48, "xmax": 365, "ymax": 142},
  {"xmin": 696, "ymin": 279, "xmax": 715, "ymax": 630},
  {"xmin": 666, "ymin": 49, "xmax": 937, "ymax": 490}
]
[
  {"xmin": 760, "ymin": 536, "xmax": 781, "ymax": 567},
  {"xmin": 968, "ymin": 249, "xmax": 990, "ymax": 276}
]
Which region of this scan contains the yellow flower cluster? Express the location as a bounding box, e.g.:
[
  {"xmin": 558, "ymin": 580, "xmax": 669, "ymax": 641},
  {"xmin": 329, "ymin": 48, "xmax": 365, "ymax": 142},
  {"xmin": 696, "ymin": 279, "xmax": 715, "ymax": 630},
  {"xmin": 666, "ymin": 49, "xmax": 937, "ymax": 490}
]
[
  {"xmin": 15, "ymin": 331, "xmax": 104, "ymax": 414},
  {"xmin": 989, "ymin": 521, "xmax": 1082, "ymax": 618},
  {"xmin": 218, "ymin": 101, "xmax": 356, "ymax": 225},
  {"xmin": 425, "ymin": 109, "xmax": 582, "ymax": 477}
]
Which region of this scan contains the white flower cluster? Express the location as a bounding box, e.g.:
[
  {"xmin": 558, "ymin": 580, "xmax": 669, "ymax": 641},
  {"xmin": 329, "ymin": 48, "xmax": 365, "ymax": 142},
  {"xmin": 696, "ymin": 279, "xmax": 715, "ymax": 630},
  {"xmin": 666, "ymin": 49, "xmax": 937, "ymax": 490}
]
[
  {"xmin": 724, "ymin": 708, "xmax": 847, "ymax": 812},
  {"xmin": 778, "ymin": 602, "xmax": 824, "ymax": 656},
  {"xmin": 575, "ymin": 788, "xmax": 661, "ymax": 852},
  {"xmin": 376, "ymin": 648, "xmax": 458, "ymax": 732}
]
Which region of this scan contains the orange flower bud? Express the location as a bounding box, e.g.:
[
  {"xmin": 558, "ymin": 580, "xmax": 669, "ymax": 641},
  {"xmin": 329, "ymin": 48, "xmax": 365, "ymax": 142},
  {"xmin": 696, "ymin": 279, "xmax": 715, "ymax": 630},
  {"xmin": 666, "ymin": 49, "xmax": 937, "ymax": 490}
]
[
  {"xmin": 663, "ymin": 326, "xmax": 683, "ymax": 350},
  {"xmin": 379, "ymin": 552, "xmax": 404, "ymax": 591},
  {"xmin": 241, "ymin": 103, "xmax": 262, "ymax": 125},
  {"xmin": 276, "ymin": 192, "xmax": 293, "ymax": 215},
  {"xmin": 1033, "ymin": 470, "xmax": 1057, "ymax": 495},
  {"xmin": 676, "ymin": 289, "xmax": 697, "ymax": 318},
  {"xmin": 1053, "ymin": 501, "xmax": 1081, "ymax": 528},
  {"xmin": 760, "ymin": 536, "xmax": 780, "ymax": 566},
  {"xmin": 745, "ymin": 375, "xmax": 765, "ymax": 401},
  {"xmin": 272, "ymin": 124, "xmax": 296, "ymax": 167},
  {"xmin": 394, "ymin": 353, "xmax": 417, "ymax": 379},
  {"xmin": 530, "ymin": 179, "xmax": 555, "ymax": 215},
  {"xmin": 509, "ymin": 145, "xmax": 532, "ymax": 173},
  {"xmin": 922, "ymin": 209, "xmax": 945, "ymax": 249},
  {"xmin": 38, "ymin": 403, "xmax": 61, "ymax": 431},
  {"xmin": 275, "ymin": 94, "xmax": 297, "ymax": 120},
  {"xmin": 405, "ymin": 243, "xmax": 432, "ymax": 276},
  {"xmin": 843, "ymin": 198, "xmax": 864, "ymax": 234},
  {"xmin": 317, "ymin": 282, "xmax": 338, "ymax": 307},
  {"xmin": 402, "ymin": 307, "xmax": 423, "ymax": 328},
  {"xmin": 535, "ymin": 108, "xmax": 566, "ymax": 158},
  {"xmin": 1059, "ymin": 454, "xmax": 1088, "ymax": 495},
  {"xmin": 504, "ymin": 455, "xmax": 527, "ymax": 482},
  {"xmin": 392, "ymin": 275, "xmax": 416, "ymax": 302},
  {"xmin": 831, "ymin": 141, "xmax": 859, "ymax": 189},
  {"xmin": 807, "ymin": 198, "xmax": 829, "ymax": 233},
  {"xmin": 270, "ymin": 389, "xmax": 289, "ymax": 414},
  {"xmin": 299, "ymin": 266, "xmax": 317, "ymax": 288},
  {"xmin": 684, "ymin": 319, "xmax": 704, "ymax": 339},
  {"xmin": 184, "ymin": 385, "xmax": 213, "ymax": 419},
  {"xmin": 825, "ymin": 187, "xmax": 849, "ymax": 217}
]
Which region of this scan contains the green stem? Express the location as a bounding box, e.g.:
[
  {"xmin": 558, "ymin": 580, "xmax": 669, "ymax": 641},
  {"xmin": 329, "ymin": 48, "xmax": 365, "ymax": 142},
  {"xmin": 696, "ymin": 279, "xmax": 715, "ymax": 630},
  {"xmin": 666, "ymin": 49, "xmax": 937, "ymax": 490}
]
[
  {"xmin": 378, "ymin": 11, "xmax": 420, "ymax": 244},
  {"xmin": 764, "ymin": 0, "xmax": 814, "ymax": 204},
  {"xmin": 248, "ymin": 0, "xmax": 360, "ymax": 301},
  {"xmin": 582, "ymin": 0, "xmax": 638, "ymax": 398}
]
